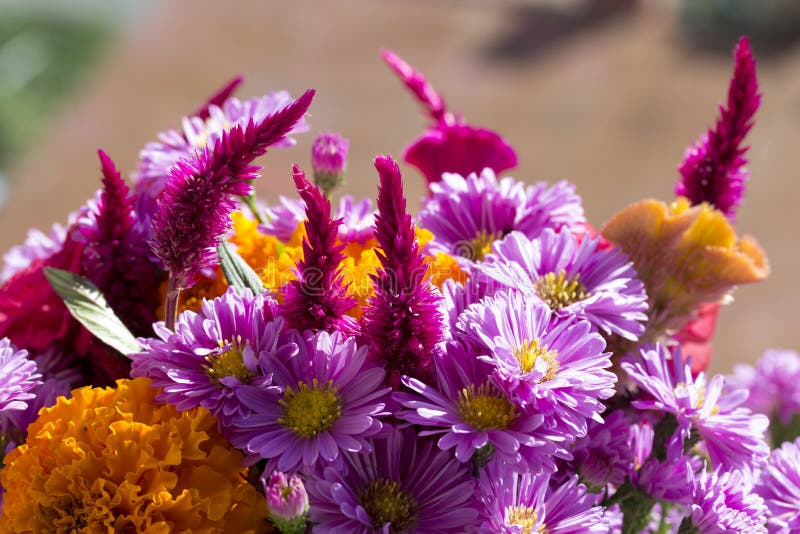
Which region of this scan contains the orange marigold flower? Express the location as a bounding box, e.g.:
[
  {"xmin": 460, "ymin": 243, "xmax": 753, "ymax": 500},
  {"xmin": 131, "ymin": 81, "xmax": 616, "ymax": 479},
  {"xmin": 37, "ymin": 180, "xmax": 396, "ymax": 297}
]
[
  {"xmin": 602, "ymin": 197, "xmax": 768, "ymax": 337},
  {"xmin": 0, "ymin": 377, "xmax": 269, "ymax": 534}
]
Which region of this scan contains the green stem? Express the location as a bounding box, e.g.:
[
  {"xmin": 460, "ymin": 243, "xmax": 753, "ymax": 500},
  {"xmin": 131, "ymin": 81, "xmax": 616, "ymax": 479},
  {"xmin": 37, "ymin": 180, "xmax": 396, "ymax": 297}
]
[
  {"xmin": 241, "ymin": 193, "xmax": 267, "ymax": 224},
  {"xmin": 164, "ymin": 274, "xmax": 181, "ymax": 331}
]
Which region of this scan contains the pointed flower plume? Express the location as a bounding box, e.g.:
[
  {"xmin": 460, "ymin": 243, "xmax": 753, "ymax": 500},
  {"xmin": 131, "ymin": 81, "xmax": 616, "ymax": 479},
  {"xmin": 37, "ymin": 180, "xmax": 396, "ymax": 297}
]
[
  {"xmin": 675, "ymin": 36, "xmax": 760, "ymax": 220},
  {"xmin": 280, "ymin": 164, "xmax": 358, "ymax": 335},
  {"xmin": 382, "ymin": 50, "xmax": 517, "ymax": 185},
  {"xmin": 75, "ymin": 150, "xmax": 161, "ymax": 335},
  {"xmin": 193, "ymin": 75, "xmax": 244, "ymax": 120},
  {"xmin": 362, "ymin": 155, "xmax": 443, "ymax": 387},
  {"xmin": 150, "ymin": 90, "xmax": 314, "ymax": 326}
]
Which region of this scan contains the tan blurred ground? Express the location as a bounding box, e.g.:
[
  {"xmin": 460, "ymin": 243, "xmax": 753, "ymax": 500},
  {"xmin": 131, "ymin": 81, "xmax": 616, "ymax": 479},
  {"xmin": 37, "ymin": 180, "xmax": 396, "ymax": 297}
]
[{"xmin": 1, "ymin": 0, "xmax": 798, "ymax": 373}]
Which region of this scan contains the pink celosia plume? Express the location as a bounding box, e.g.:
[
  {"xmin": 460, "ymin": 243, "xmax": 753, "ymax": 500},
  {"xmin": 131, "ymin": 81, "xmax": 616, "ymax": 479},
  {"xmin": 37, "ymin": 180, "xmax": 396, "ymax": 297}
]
[
  {"xmin": 280, "ymin": 164, "xmax": 359, "ymax": 335},
  {"xmin": 675, "ymin": 36, "xmax": 760, "ymax": 220},
  {"xmin": 362, "ymin": 155, "xmax": 443, "ymax": 388}
]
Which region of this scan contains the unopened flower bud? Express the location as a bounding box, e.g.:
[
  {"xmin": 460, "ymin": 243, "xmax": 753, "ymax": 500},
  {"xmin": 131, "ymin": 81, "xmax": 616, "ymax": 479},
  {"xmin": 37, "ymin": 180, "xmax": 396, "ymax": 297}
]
[
  {"xmin": 311, "ymin": 131, "xmax": 349, "ymax": 195},
  {"xmin": 263, "ymin": 470, "xmax": 309, "ymax": 534}
]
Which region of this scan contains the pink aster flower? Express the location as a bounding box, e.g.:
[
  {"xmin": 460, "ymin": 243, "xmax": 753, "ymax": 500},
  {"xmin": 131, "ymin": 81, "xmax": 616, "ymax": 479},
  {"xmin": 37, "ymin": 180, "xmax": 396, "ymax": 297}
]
[
  {"xmin": 419, "ymin": 169, "xmax": 585, "ymax": 265},
  {"xmin": 477, "ymin": 228, "xmax": 648, "ymax": 340},
  {"xmin": 136, "ymin": 88, "xmax": 309, "ymax": 200},
  {"xmin": 730, "ymin": 348, "xmax": 800, "ymax": 426},
  {"xmin": 229, "ymin": 330, "xmax": 390, "ymax": 472},
  {"xmin": 684, "ymin": 469, "xmax": 766, "ymax": 533},
  {"xmin": 564, "ymin": 410, "xmax": 635, "ymax": 491},
  {"xmin": 382, "ymin": 49, "xmax": 517, "ymax": 185},
  {"xmin": 622, "ymin": 344, "xmax": 770, "ymax": 471},
  {"xmin": 130, "ymin": 287, "xmax": 285, "ymax": 432},
  {"xmin": 756, "ymin": 438, "xmax": 800, "ymax": 532},
  {"xmin": 1, "ymin": 220, "xmax": 69, "ymax": 283},
  {"xmin": 675, "ymin": 36, "xmax": 760, "ymax": 220},
  {"xmin": 306, "ymin": 427, "xmax": 479, "ymax": 533},
  {"xmin": 0, "ymin": 338, "xmax": 40, "ymax": 413},
  {"xmin": 457, "ymin": 289, "xmax": 616, "ymax": 441},
  {"xmin": 395, "ymin": 341, "xmax": 561, "ymax": 474},
  {"xmin": 477, "ymin": 460, "xmax": 610, "ymax": 533}
]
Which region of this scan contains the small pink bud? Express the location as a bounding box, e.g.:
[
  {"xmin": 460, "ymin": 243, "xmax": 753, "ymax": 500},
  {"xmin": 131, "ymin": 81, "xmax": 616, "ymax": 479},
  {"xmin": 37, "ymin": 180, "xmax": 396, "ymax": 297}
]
[
  {"xmin": 311, "ymin": 132, "xmax": 349, "ymax": 194},
  {"xmin": 264, "ymin": 471, "xmax": 309, "ymax": 522}
]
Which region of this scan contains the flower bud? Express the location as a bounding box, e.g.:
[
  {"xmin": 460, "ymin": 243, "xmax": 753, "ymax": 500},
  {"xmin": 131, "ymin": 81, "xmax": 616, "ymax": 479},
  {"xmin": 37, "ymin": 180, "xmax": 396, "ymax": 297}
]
[{"xmin": 311, "ymin": 131, "xmax": 349, "ymax": 194}]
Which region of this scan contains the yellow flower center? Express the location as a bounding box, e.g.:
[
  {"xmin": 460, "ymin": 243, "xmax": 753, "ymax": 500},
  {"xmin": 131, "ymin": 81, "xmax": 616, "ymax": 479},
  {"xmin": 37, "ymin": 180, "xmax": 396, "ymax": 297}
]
[
  {"xmin": 458, "ymin": 231, "xmax": 500, "ymax": 262},
  {"xmin": 534, "ymin": 270, "xmax": 590, "ymax": 310},
  {"xmin": 514, "ymin": 339, "xmax": 560, "ymax": 381},
  {"xmin": 279, "ymin": 379, "xmax": 342, "ymax": 438},
  {"xmin": 359, "ymin": 479, "xmax": 419, "ymax": 532},
  {"xmin": 506, "ymin": 505, "xmax": 546, "ymax": 533},
  {"xmin": 204, "ymin": 337, "xmax": 254, "ymax": 383},
  {"xmin": 457, "ymin": 382, "xmax": 518, "ymax": 431}
]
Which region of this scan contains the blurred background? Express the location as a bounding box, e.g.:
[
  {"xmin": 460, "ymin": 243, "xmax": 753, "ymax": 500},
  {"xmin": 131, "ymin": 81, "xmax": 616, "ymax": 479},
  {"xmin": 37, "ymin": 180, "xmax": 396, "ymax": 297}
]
[{"xmin": 0, "ymin": 0, "xmax": 798, "ymax": 373}]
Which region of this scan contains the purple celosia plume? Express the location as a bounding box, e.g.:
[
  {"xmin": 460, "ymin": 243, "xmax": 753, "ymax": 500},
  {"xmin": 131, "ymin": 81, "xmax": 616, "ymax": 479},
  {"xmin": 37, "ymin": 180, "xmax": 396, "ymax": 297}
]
[
  {"xmin": 280, "ymin": 165, "xmax": 358, "ymax": 335},
  {"xmin": 361, "ymin": 155, "xmax": 444, "ymax": 388},
  {"xmin": 149, "ymin": 89, "xmax": 315, "ymax": 293},
  {"xmin": 193, "ymin": 75, "xmax": 244, "ymax": 120},
  {"xmin": 75, "ymin": 150, "xmax": 161, "ymax": 335},
  {"xmin": 674, "ymin": 36, "xmax": 760, "ymax": 220},
  {"xmin": 382, "ymin": 49, "xmax": 517, "ymax": 185},
  {"xmin": 136, "ymin": 88, "xmax": 309, "ymax": 202}
]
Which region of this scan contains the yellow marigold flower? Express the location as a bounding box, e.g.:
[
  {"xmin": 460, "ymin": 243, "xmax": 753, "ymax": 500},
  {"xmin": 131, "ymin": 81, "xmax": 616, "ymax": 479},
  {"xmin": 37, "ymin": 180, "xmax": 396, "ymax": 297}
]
[
  {"xmin": 602, "ymin": 197, "xmax": 768, "ymax": 336},
  {"xmin": 0, "ymin": 378, "xmax": 269, "ymax": 534}
]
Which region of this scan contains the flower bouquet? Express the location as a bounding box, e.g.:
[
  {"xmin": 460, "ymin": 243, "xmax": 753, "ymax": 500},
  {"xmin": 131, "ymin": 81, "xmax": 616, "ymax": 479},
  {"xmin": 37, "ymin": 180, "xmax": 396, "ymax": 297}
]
[{"xmin": 0, "ymin": 36, "xmax": 795, "ymax": 533}]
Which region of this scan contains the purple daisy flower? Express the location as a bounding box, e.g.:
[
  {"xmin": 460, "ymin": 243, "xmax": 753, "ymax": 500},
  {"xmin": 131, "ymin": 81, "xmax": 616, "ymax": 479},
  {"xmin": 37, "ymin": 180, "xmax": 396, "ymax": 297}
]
[
  {"xmin": 395, "ymin": 341, "xmax": 561, "ymax": 474},
  {"xmin": 439, "ymin": 277, "xmax": 487, "ymax": 340},
  {"xmin": 730, "ymin": 348, "xmax": 800, "ymax": 425},
  {"xmin": 418, "ymin": 169, "xmax": 585, "ymax": 264},
  {"xmin": 130, "ymin": 287, "xmax": 284, "ymax": 430},
  {"xmin": 135, "ymin": 90, "xmax": 310, "ymax": 200},
  {"xmin": 565, "ymin": 410, "xmax": 634, "ymax": 491},
  {"xmin": 0, "ymin": 338, "xmax": 40, "ymax": 413},
  {"xmin": 477, "ymin": 228, "xmax": 648, "ymax": 340},
  {"xmin": 622, "ymin": 344, "xmax": 770, "ymax": 471},
  {"xmin": 631, "ymin": 453, "xmax": 695, "ymax": 505},
  {"xmin": 684, "ymin": 469, "xmax": 766, "ymax": 533},
  {"xmin": 457, "ymin": 289, "xmax": 616, "ymax": 439},
  {"xmin": 306, "ymin": 427, "xmax": 478, "ymax": 533},
  {"xmin": 230, "ymin": 330, "xmax": 390, "ymax": 472},
  {"xmin": 1, "ymin": 221, "xmax": 69, "ymax": 283},
  {"xmin": 755, "ymin": 438, "xmax": 800, "ymax": 532},
  {"xmin": 261, "ymin": 195, "xmax": 375, "ymax": 244},
  {"xmin": 477, "ymin": 460, "xmax": 610, "ymax": 533}
]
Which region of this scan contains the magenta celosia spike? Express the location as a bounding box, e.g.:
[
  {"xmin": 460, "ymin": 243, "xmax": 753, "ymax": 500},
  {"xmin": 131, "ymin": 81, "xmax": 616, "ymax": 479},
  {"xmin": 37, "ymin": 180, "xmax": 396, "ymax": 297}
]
[
  {"xmin": 150, "ymin": 89, "xmax": 315, "ymax": 294},
  {"xmin": 381, "ymin": 49, "xmax": 450, "ymax": 123},
  {"xmin": 675, "ymin": 36, "xmax": 760, "ymax": 220},
  {"xmin": 194, "ymin": 75, "xmax": 244, "ymax": 121},
  {"xmin": 362, "ymin": 155, "xmax": 443, "ymax": 388},
  {"xmin": 280, "ymin": 164, "xmax": 359, "ymax": 335},
  {"xmin": 78, "ymin": 150, "xmax": 161, "ymax": 334}
]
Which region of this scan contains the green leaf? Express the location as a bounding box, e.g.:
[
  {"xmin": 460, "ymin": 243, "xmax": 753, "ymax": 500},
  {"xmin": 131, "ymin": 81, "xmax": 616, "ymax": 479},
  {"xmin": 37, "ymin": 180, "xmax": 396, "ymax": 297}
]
[
  {"xmin": 217, "ymin": 241, "xmax": 265, "ymax": 294},
  {"xmin": 43, "ymin": 267, "xmax": 141, "ymax": 357}
]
